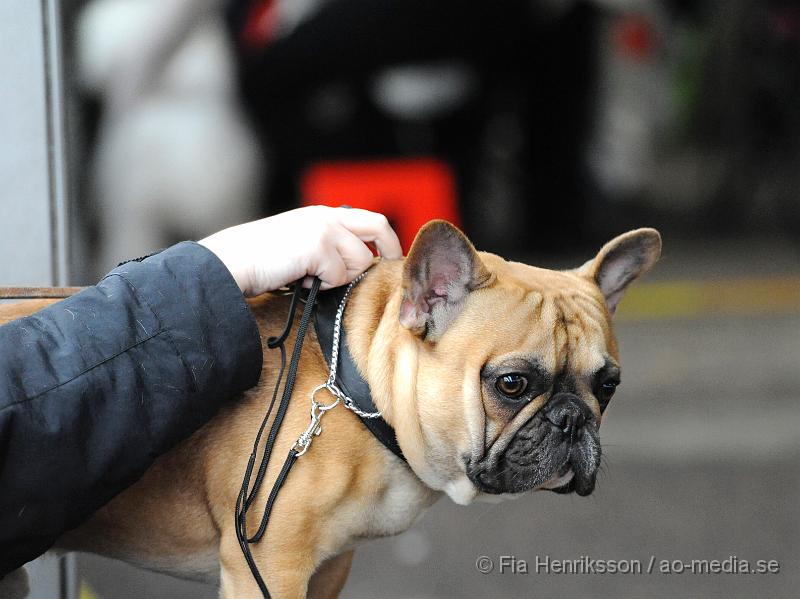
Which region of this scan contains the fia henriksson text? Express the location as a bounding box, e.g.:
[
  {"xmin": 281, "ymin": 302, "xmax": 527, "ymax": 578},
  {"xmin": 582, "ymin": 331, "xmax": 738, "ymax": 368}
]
[{"xmin": 474, "ymin": 555, "xmax": 781, "ymax": 575}]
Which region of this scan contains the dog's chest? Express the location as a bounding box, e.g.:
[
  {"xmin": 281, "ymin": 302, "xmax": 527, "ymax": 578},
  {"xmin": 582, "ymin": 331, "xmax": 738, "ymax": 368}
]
[{"xmin": 352, "ymin": 459, "xmax": 439, "ymax": 541}]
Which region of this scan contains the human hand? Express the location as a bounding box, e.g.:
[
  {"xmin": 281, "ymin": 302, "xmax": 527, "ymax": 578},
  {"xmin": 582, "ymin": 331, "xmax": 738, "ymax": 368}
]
[{"xmin": 198, "ymin": 206, "xmax": 402, "ymax": 296}]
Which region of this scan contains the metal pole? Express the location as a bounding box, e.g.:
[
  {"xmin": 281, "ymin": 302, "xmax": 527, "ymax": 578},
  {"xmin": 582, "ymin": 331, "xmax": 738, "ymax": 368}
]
[{"xmin": 0, "ymin": 0, "xmax": 75, "ymax": 595}]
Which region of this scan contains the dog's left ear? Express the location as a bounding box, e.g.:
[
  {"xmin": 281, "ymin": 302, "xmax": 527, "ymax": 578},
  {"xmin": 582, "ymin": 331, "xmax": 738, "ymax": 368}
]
[
  {"xmin": 400, "ymin": 220, "xmax": 493, "ymax": 340},
  {"xmin": 578, "ymin": 228, "xmax": 662, "ymax": 314}
]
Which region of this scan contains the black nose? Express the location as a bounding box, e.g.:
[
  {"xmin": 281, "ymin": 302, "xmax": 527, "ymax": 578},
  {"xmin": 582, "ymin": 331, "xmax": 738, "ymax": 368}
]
[{"xmin": 543, "ymin": 393, "xmax": 591, "ymax": 440}]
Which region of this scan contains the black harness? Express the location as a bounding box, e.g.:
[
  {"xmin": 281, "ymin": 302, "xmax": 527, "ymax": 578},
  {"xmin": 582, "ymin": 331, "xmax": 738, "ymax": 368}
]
[
  {"xmin": 314, "ymin": 284, "xmax": 405, "ymax": 461},
  {"xmin": 235, "ymin": 275, "xmax": 406, "ymax": 598}
]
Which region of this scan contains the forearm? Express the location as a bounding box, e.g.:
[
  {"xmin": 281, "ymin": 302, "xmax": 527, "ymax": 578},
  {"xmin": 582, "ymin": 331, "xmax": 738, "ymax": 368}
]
[{"xmin": 0, "ymin": 242, "xmax": 262, "ymax": 576}]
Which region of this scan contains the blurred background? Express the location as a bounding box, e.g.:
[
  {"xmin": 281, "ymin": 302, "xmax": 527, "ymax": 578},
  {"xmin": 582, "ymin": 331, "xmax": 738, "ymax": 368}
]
[{"xmin": 0, "ymin": 0, "xmax": 798, "ymax": 597}]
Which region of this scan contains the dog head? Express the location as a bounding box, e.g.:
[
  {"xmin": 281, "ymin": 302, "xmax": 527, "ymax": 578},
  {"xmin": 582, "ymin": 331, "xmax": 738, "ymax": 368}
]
[{"xmin": 379, "ymin": 221, "xmax": 660, "ymax": 505}]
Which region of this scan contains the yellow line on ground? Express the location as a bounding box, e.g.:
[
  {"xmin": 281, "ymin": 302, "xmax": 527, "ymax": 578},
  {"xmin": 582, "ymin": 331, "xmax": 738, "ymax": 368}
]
[
  {"xmin": 80, "ymin": 581, "xmax": 99, "ymax": 599},
  {"xmin": 617, "ymin": 276, "xmax": 800, "ymax": 321}
]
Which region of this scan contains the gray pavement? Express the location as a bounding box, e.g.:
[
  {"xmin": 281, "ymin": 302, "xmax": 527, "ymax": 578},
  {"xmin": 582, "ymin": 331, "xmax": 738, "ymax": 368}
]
[{"xmin": 343, "ymin": 313, "xmax": 800, "ymax": 599}]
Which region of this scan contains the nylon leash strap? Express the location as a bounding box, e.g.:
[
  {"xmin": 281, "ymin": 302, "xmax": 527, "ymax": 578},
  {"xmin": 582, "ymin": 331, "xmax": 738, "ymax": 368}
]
[{"xmin": 234, "ymin": 277, "xmax": 322, "ymax": 598}]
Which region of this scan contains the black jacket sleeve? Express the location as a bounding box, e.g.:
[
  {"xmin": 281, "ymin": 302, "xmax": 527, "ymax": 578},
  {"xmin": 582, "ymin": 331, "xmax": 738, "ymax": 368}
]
[{"xmin": 0, "ymin": 241, "xmax": 263, "ymax": 576}]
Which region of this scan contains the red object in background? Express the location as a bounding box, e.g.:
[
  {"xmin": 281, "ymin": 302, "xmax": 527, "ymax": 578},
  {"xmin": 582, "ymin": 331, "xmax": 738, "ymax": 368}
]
[
  {"xmin": 613, "ymin": 14, "xmax": 658, "ymax": 61},
  {"xmin": 769, "ymin": 7, "xmax": 800, "ymax": 41},
  {"xmin": 241, "ymin": 0, "xmax": 278, "ymax": 49},
  {"xmin": 301, "ymin": 159, "xmax": 461, "ymax": 253}
]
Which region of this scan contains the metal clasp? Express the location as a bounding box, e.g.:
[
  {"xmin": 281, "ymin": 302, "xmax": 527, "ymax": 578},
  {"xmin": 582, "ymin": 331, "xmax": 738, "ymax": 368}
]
[
  {"xmin": 292, "ymin": 384, "xmax": 341, "ymax": 456},
  {"xmin": 292, "ymin": 411, "xmax": 322, "ymax": 456}
]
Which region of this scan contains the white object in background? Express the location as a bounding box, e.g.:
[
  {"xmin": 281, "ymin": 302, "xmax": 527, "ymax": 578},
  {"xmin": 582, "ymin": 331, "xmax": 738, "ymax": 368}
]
[
  {"xmin": 77, "ymin": 0, "xmax": 263, "ymax": 273},
  {"xmin": 586, "ymin": 7, "xmax": 671, "ymax": 200}
]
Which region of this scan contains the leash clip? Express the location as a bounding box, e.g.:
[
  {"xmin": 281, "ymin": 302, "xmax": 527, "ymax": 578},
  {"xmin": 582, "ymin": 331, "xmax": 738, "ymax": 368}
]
[
  {"xmin": 293, "ymin": 384, "xmax": 341, "ymax": 456},
  {"xmin": 293, "ymin": 410, "xmax": 322, "ymax": 457}
]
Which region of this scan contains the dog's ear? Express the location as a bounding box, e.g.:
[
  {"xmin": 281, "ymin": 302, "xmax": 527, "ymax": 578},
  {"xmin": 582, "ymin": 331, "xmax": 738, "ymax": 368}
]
[
  {"xmin": 578, "ymin": 228, "xmax": 661, "ymax": 314},
  {"xmin": 399, "ymin": 220, "xmax": 493, "ymax": 340}
]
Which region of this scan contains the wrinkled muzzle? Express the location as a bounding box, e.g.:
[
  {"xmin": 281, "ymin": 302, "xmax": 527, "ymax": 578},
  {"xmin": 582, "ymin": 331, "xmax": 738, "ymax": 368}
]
[{"xmin": 468, "ymin": 393, "xmax": 602, "ymax": 496}]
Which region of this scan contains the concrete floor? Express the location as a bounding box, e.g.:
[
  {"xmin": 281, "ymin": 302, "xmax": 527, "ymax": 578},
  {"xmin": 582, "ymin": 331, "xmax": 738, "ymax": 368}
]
[{"xmin": 74, "ymin": 241, "xmax": 800, "ymax": 599}]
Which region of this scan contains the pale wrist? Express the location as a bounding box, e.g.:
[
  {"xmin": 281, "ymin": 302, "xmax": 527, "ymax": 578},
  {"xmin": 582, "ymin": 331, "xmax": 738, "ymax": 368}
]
[{"xmin": 198, "ymin": 234, "xmax": 252, "ymax": 295}]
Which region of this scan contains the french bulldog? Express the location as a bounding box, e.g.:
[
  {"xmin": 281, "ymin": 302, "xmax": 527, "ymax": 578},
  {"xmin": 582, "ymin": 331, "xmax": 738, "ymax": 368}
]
[{"xmin": 1, "ymin": 221, "xmax": 660, "ymax": 598}]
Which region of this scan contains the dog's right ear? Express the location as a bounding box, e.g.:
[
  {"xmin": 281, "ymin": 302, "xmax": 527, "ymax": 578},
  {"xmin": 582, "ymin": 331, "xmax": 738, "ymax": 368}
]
[{"xmin": 399, "ymin": 221, "xmax": 493, "ymax": 341}]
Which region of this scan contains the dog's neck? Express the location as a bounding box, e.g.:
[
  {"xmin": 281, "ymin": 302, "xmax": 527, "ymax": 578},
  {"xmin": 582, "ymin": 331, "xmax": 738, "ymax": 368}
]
[{"xmin": 341, "ymin": 260, "xmax": 432, "ymax": 479}]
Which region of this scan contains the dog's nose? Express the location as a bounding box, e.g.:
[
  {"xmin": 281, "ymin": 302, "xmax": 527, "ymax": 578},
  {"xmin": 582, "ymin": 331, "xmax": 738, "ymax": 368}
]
[{"xmin": 543, "ymin": 393, "xmax": 591, "ymax": 439}]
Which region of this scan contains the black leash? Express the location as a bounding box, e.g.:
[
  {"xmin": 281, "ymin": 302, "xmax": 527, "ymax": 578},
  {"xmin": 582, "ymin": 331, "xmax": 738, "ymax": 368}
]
[
  {"xmin": 234, "ymin": 277, "xmax": 322, "ymax": 598},
  {"xmin": 233, "ymin": 271, "xmax": 410, "ymax": 596}
]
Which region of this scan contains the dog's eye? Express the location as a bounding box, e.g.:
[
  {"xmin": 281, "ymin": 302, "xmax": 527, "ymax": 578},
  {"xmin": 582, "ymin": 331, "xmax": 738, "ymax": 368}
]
[
  {"xmin": 601, "ymin": 381, "xmax": 618, "ymax": 397},
  {"xmin": 597, "ymin": 379, "xmax": 619, "ymax": 412},
  {"xmin": 495, "ymin": 374, "xmax": 528, "ymax": 399}
]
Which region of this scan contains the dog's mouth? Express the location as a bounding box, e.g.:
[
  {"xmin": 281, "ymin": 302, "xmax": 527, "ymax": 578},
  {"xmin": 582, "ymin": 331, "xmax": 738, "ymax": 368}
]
[{"xmin": 467, "ymin": 410, "xmax": 601, "ymax": 497}]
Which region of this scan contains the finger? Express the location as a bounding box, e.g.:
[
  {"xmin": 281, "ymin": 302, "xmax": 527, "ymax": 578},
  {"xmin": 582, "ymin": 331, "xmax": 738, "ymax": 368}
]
[
  {"xmin": 314, "ymin": 252, "xmax": 349, "ymax": 291},
  {"xmin": 332, "ymin": 208, "xmax": 403, "ymax": 260},
  {"xmin": 335, "ymin": 229, "xmax": 376, "ymax": 281}
]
